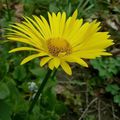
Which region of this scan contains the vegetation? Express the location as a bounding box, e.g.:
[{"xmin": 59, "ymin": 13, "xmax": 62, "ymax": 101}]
[{"xmin": 0, "ymin": 0, "xmax": 120, "ymax": 120}]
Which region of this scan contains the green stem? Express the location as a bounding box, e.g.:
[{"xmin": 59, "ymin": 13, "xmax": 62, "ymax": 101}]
[
  {"xmin": 28, "ymin": 69, "xmax": 52, "ymax": 113},
  {"xmin": 51, "ymin": 69, "xmax": 57, "ymax": 80},
  {"xmin": 68, "ymin": 0, "xmax": 71, "ymax": 4}
]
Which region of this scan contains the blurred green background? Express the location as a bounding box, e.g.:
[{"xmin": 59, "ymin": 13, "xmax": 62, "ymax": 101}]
[{"xmin": 0, "ymin": 0, "xmax": 120, "ymax": 120}]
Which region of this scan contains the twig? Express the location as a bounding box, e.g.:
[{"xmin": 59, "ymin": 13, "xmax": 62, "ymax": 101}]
[
  {"xmin": 114, "ymin": 115, "xmax": 120, "ymax": 120},
  {"xmin": 98, "ymin": 99, "xmax": 101, "ymax": 120},
  {"xmin": 78, "ymin": 97, "xmax": 98, "ymax": 120},
  {"xmin": 85, "ymin": 82, "xmax": 89, "ymax": 107},
  {"xmin": 111, "ymin": 102, "xmax": 116, "ymax": 120},
  {"xmin": 100, "ymin": 100, "xmax": 120, "ymax": 120}
]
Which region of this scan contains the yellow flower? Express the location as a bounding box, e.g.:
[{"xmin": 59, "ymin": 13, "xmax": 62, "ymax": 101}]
[{"xmin": 7, "ymin": 10, "xmax": 114, "ymax": 75}]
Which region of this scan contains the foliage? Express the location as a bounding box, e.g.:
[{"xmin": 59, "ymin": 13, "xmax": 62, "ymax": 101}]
[
  {"xmin": 90, "ymin": 57, "xmax": 120, "ymax": 79},
  {"xmin": 0, "ymin": 0, "xmax": 120, "ymax": 120},
  {"xmin": 106, "ymin": 84, "xmax": 120, "ymax": 106}
]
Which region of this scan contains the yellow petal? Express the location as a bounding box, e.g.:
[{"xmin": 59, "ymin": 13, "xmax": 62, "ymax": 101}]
[
  {"xmin": 72, "ymin": 50, "xmax": 112, "ymax": 59},
  {"xmin": 8, "ymin": 36, "xmax": 34, "ymax": 46},
  {"xmin": 48, "ymin": 12, "xmax": 61, "ymax": 37},
  {"xmin": 32, "ymin": 15, "xmax": 50, "ymax": 39},
  {"xmin": 48, "ymin": 59, "xmax": 55, "ymax": 70},
  {"xmin": 71, "ymin": 58, "xmax": 88, "ymax": 67},
  {"xmin": 59, "ymin": 12, "xmax": 66, "ymax": 36},
  {"xmin": 61, "ymin": 61, "xmax": 72, "ymax": 75},
  {"xmin": 67, "ymin": 19, "xmax": 83, "ymax": 41},
  {"xmin": 23, "ymin": 17, "xmax": 45, "ymax": 40},
  {"xmin": 9, "ymin": 47, "xmax": 40, "ymax": 53},
  {"xmin": 70, "ymin": 22, "xmax": 90, "ymax": 46},
  {"xmin": 75, "ymin": 58, "xmax": 88, "ymax": 67},
  {"xmin": 40, "ymin": 15, "xmax": 51, "ymax": 37},
  {"xmin": 53, "ymin": 57, "xmax": 60, "ymax": 68},
  {"xmin": 21, "ymin": 52, "xmax": 47, "ymax": 65},
  {"xmin": 40, "ymin": 57, "xmax": 52, "ymax": 66},
  {"xmin": 7, "ymin": 28, "xmax": 31, "ymax": 39},
  {"xmin": 53, "ymin": 12, "xmax": 61, "ymax": 37},
  {"xmin": 10, "ymin": 24, "xmax": 42, "ymax": 49},
  {"xmin": 48, "ymin": 12, "xmax": 54, "ymax": 35},
  {"xmin": 72, "ymin": 9, "xmax": 78, "ymax": 20},
  {"xmin": 64, "ymin": 55, "xmax": 88, "ymax": 67},
  {"xmin": 63, "ymin": 10, "xmax": 78, "ymax": 38},
  {"xmin": 48, "ymin": 57, "xmax": 60, "ymax": 69},
  {"xmin": 100, "ymin": 52, "xmax": 112, "ymax": 56},
  {"xmin": 76, "ymin": 32, "xmax": 112, "ymax": 50}
]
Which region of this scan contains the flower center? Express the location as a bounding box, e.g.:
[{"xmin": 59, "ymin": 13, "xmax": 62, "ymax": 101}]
[{"xmin": 47, "ymin": 38, "xmax": 71, "ymax": 56}]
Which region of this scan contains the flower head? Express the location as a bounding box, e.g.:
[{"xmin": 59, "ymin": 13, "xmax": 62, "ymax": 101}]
[{"xmin": 7, "ymin": 10, "xmax": 114, "ymax": 75}]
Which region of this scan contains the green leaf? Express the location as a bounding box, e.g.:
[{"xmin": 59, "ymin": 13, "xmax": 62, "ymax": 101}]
[
  {"xmin": 41, "ymin": 87, "xmax": 56, "ymax": 110},
  {"xmin": 6, "ymin": 78, "xmax": 28, "ymax": 112},
  {"xmin": 106, "ymin": 84, "xmax": 120, "ymax": 95},
  {"xmin": 29, "ymin": 67, "xmax": 46, "ymax": 78},
  {"xmin": 12, "ymin": 66, "xmax": 26, "ymax": 81},
  {"xmin": 12, "ymin": 111, "xmax": 27, "ymax": 120},
  {"xmin": 90, "ymin": 57, "xmax": 120, "ymax": 78},
  {"xmin": 0, "ymin": 82, "xmax": 10, "ymax": 99},
  {"xmin": 0, "ymin": 100, "xmax": 11, "ymax": 120},
  {"xmin": 55, "ymin": 101, "xmax": 67, "ymax": 115},
  {"xmin": 114, "ymin": 94, "xmax": 120, "ymax": 106}
]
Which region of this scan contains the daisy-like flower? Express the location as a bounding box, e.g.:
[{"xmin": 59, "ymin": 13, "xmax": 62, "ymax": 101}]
[{"xmin": 7, "ymin": 10, "xmax": 114, "ymax": 75}]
